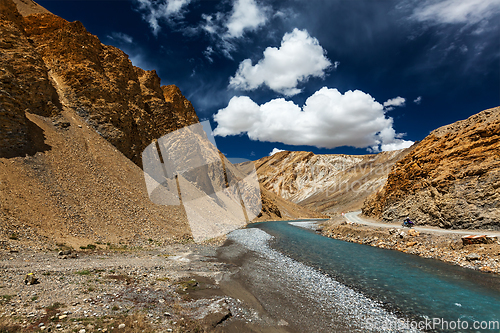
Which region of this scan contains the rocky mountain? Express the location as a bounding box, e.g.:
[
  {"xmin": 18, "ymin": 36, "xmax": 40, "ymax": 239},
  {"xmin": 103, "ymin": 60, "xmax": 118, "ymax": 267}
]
[
  {"xmin": 255, "ymin": 149, "xmax": 412, "ymax": 215},
  {"xmin": 6, "ymin": 0, "xmax": 50, "ymax": 16},
  {"xmin": 0, "ymin": 0, "xmax": 320, "ymax": 249},
  {"xmin": 1, "ymin": 0, "xmax": 199, "ymax": 165},
  {"xmin": 363, "ymin": 106, "xmax": 500, "ymax": 230}
]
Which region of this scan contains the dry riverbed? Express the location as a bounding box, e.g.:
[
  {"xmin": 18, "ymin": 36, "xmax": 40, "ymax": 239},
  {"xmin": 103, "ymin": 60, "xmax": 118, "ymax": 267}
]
[
  {"xmin": 320, "ymin": 217, "xmax": 500, "ymax": 274},
  {"xmin": 0, "ymin": 242, "xmax": 288, "ymax": 333}
]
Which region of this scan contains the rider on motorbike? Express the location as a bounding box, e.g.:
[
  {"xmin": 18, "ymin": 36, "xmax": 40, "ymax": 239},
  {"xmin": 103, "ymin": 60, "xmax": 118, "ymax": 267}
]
[{"xmin": 403, "ymin": 217, "xmax": 414, "ymax": 228}]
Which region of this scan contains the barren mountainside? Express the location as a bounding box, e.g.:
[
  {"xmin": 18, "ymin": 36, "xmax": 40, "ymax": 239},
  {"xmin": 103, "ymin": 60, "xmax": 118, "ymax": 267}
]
[
  {"xmin": 255, "ymin": 149, "xmax": 412, "ymax": 215},
  {"xmin": 0, "ymin": 0, "xmax": 199, "ymax": 247},
  {"xmin": 1, "ymin": 0, "xmax": 199, "ymax": 165},
  {"xmin": 0, "ymin": 0, "xmax": 320, "ymax": 248},
  {"xmin": 363, "ymin": 106, "xmax": 500, "ymax": 230}
]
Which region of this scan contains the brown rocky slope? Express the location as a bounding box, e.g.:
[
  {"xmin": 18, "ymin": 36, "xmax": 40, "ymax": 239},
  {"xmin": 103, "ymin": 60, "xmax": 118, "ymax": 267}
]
[
  {"xmin": 0, "ymin": 0, "xmax": 61, "ymax": 158},
  {"xmin": 0, "ymin": 0, "xmax": 199, "ymax": 248},
  {"xmin": 1, "ymin": 0, "xmax": 199, "ymax": 165},
  {"xmin": 363, "ymin": 106, "xmax": 500, "ymax": 230},
  {"xmin": 0, "ymin": 0, "xmax": 318, "ymax": 249}
]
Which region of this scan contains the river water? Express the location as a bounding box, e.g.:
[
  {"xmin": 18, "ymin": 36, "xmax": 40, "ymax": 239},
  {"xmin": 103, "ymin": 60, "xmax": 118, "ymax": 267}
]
[{"xmin": 224, "ymin": 220, "xmax": 500, "ymax": 332}]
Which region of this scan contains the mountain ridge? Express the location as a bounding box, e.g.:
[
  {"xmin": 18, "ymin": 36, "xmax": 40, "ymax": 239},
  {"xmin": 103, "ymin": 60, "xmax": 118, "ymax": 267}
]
[
  {"xmin": 254, "ymin": 148, "xmax": 412, "ymax": 215},
  {"xmin": 1, "ymin": 0, "xmax": 200, "ymax": 164}
]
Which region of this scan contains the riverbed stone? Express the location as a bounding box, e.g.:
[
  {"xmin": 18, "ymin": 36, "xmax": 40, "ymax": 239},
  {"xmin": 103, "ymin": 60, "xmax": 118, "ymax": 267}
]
[{"xmin": 466, "ymin": 253, "xmax": 481, "ymax": 261}]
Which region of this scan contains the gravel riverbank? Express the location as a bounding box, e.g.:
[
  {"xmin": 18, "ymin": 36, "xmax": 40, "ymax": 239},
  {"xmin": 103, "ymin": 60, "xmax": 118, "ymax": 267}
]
[
  {"xmin": 0, "ymin": 243, "xmax": 290, "ymax": 332},
  {"xmin": 218, "ymin": 228, "xmax": 421, "ymax": 333},
  {"xmin": 6, "ymin": 222, "xmax": 469, "ymax": 332}
]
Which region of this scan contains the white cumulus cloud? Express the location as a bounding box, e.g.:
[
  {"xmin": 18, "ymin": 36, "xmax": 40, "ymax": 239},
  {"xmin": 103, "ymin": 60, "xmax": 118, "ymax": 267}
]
[
  {"xmin": 379, "ymin": 141, "xmax": 414, "ymax": 151},
  {"xmin": 410, "ymin": 0, "xmax": 500, "ymax": 25},
  {"xmin": 200, "ymin": 0, "xmax": 270, "ymax": 58},
  {"xmin": 226, "ymin": 0, "xmax": 269, "ymax": 38},
  {"xmin": 414, "ymin": 96, "xmax": 422, "ymax": 104},
  {"xmin": 136, "ymin": 0, "xmax": 192, "ymax": 35},
  {"xmin": 269, "ymin": 148, "xmax": 285, "ymax": 156},
  {"xmin": 383, "ymin": 96, "xmax": 406, "ymax": 110},
  {"xmin": 229, "ymin": 29, "xmax": 332, "ymax": 96},
  {"xmin": 213, "ymin": 87, "xmax": 414, "ymax": 152}
]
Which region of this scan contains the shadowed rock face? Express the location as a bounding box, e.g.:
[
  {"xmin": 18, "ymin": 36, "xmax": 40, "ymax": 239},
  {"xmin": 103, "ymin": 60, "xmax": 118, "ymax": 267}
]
[
  {"xmin": 1, "ymin": 0, "xmax": 199, "ymax": 163},
  {"xmin": 0, "ymin": 0, "xmax": 61, "ymax": 158},
  {"xmin": 363, "ymin": 106, "xmax": 500, "ymax": 230}
]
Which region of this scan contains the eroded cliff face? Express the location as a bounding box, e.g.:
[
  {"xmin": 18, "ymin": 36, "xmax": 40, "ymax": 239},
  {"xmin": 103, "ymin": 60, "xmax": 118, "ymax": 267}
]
[
  {"xmin": 255, "ymin": 149, "xmax": 412, "ymax": 214},
  {"xmin": 1, "ymin": 0, "xmax": 198, "ymax": 164},
  {"xmin": 363, "ymin": 107, "xmax": 500, "ymax": 230}
]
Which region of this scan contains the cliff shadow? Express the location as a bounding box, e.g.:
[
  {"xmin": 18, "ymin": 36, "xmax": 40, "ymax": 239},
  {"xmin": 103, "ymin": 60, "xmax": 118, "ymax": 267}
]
[{"xmin": 0, "ymin": 114, "xmax": 52, "ymax": 158}]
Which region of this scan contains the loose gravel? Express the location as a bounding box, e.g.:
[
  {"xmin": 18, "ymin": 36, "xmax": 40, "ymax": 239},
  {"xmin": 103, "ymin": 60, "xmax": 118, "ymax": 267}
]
[
  {"xmin": 287, "ymin": 222, "xmax": 318, "ymax": 230},
  {"xmin": 226, "ymin": 228, "xmax": 422, "ymax": 333},
  {"xmin": 0, "ymin": 244, "xmax": 250, "ymax": 332}
]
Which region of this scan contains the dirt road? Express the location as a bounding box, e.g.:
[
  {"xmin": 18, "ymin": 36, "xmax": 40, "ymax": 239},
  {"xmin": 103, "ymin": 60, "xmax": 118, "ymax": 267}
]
[{"xmin": 344, "ymin": 211, "xmax": 500, "ymax": 237}]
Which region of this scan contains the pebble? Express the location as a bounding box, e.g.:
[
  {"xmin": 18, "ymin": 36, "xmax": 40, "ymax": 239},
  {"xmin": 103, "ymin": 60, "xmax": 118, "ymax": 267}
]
[{"xmin": 118, "ymin": 323, "xmax": 125, "ymax": 329}]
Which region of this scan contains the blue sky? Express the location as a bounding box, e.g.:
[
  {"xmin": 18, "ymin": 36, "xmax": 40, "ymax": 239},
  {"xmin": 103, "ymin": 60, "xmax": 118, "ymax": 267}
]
[{"xmin": 37, "ymin": 0, "xmax": 500, "ymax": 160}]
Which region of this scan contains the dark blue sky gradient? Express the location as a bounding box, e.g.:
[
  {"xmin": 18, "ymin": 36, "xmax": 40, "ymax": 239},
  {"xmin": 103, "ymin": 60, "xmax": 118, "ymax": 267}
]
[{"xmin": 37, "ymin": 0, "xmax": 500, "ymax": 160}]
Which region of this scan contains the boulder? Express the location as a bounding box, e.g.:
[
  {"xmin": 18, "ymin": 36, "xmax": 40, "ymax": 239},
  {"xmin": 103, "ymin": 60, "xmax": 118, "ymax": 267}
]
[
  {"xmin": 465, "ymin": 253, "xmax": 481, "ymax": 261},
  {"xmin": 408, "ymin": 229, "xmax": 420, "ymax": 237},
  {"xmin": 24, "ymin": 273, "xmax": 39, "ymax": 285},
  {"xmin": 462, "ymin": 235, "xmax": 488, "ymax": 245}
]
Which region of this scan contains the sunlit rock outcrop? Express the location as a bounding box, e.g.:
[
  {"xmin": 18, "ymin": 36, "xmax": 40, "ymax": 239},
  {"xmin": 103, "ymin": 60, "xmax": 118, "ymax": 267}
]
[{"xmin": 363, "ymin": 107, "xmax": 500, "ymax": 230}]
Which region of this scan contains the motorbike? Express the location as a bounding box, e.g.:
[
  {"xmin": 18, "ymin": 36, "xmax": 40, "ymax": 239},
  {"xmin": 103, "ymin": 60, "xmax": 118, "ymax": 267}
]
[{"xmin": 402, "ymin": 220, "xmax": 415, "ymax": 228}]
